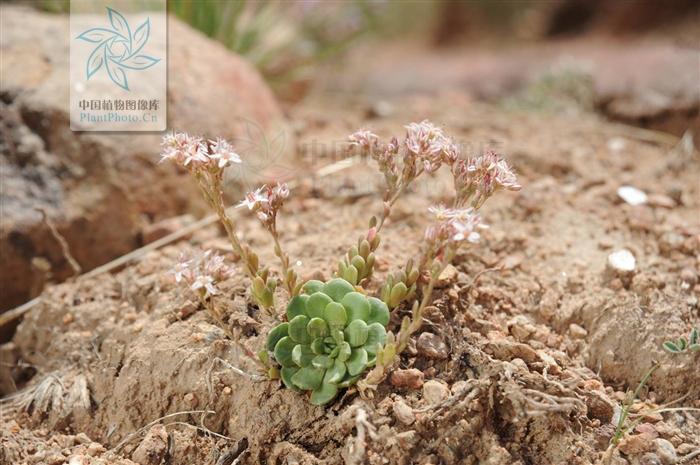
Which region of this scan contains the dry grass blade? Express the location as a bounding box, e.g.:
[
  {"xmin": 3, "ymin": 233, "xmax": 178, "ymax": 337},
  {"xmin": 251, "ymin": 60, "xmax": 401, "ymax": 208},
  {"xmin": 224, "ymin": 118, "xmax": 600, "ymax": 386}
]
[
  {"xmin": 35, "ymin": 207, "xmax": 81, "ymax": 277},
  {"xmin": 109, "ymin": 410, "xmax": 217, "ymax": 453}
]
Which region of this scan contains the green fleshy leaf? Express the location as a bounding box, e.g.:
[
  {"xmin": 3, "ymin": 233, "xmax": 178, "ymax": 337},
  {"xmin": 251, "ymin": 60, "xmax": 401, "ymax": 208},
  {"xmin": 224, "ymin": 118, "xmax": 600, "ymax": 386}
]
[
  {"xmin": 266, "ymin": 323, "xmax": 289, "ymax": 351},
  {"xmin": 346, "ymin": 348, "xmax": 368, "ymax": 376},
  {"xmin": 663, "ymin": 341, "xmax": 681, "ymax": 354},
  {"xmin": 324, "ymin": 302, "xmax": 347, "ymax": 331},
  {"xmin": 323, "ymin": 278, "xmax": 355, "ymax": 303},
  {"xmin": 274, "ymin": 337, "xmax": 297, "ymax": 368},
  {"xmin": 343, "ymin": 266, "xmax": 358, "ymax": 285},
  {"xmin": 324, "ymin": 359, "xmax": 347, "ymax": 384},
  {"xmin": 331, "ymin": 328, "xmax": 345, "ymax": 346},
  {"xmin": 690, "ymin": 344, "xmax": 700, "ymax": 352},
  {"xmin": 351, "ymin": 255, "xmax": 365, "ymax": 273},
  {"xmin": 289, "ymin": 315, "xmax": 314, "ymax": 344},
  {"xmin": 280, "ymin": 367, "xmax": 301, "ymax": 392},
  {"xmin": 292, "ymin": 344, "xmax": 315, "ymax": 368},
  {"xmin": 389, "ymin": 282, "xmax": 408, "ymax": 307},
  {"xmin": 679, "ymin": 337, "xmax": 688, "ymax": 351},
  {"xmin": 345, "ymin": 319, "xmax": 369, "ymax": 347},
  {"xmin": 310, "ymin": 382, "xmax": 338, "ymax": 406},
  {"xmin": 337, "ymin": 374, "xmax": 361, "ymax": 388},
  {"xmin": 367, "ymin": 297, "xmax": 390, "ymax": 326},
  {"xmin": 329, "ymin": 345, "xmax": 340, "ymax": 358},
  {"xmin": 312, "ymin": 354, "xmax": 334, "ymax": 369},
  {"xmin": 337, "ymin": 341, "xmax": 351, "ymax": 362},
  {"xmin": 362, "ymin": 322, "xmax": 387, "ymax": 356},
  {"xmin": 342, "ymin": 292, "xmax": 371, "ymax": 322},
  {"xmin": 286, "ymin": 295, "xmax": 309, "ymax": 320},
  {"xmin": 311, "ymin": 337, "xmax": 327, "ymax": 355},
  {"xmin": 306, "ymin": 293, "xmax": 333, "ymax": 320},
  {"xmin": 307, "ymin": 317, "xmax": 329, "ymax": 339},
  {"xmin": 291, "ymin": 366, "xmax": 325, "ymax": 391},
  {"xmin": 303, "ymin": 280, "xmax": 325, "ymax": 295},
  {"xmin": 690, "ymin": 329, "xmax": 698, "ymax": 346},
  {"xmin": 258, "ymin": 349, "xmax": 269, "ymax": 365}
]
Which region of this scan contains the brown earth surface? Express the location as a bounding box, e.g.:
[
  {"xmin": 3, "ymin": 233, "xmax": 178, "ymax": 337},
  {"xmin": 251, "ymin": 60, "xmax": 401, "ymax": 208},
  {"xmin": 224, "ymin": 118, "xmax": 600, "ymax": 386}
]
[{"xmin": 1, "ymin": 90, "xmax": 699, "ymax": 464}]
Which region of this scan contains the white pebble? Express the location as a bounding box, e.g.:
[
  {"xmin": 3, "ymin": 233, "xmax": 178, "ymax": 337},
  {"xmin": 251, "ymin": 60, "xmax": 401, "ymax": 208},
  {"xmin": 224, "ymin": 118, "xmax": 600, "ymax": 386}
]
[
  {"xmin": 617, "ymin": 186, "xmax": 648, "ymax": 206},
  {"xmin": 607, "ymin": 249, "xmax": 636, "ymax": 272}
]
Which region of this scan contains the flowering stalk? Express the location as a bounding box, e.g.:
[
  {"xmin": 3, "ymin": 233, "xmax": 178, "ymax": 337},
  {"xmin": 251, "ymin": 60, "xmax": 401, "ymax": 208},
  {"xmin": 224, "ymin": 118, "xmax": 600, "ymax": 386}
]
[
  {"xmin": 160, "ymin": 132, "xmax": 278, "ymax": 317},
  {"xmin": 236, "ymin": 184, "xmax": 303, "ymax": 298},
  {"xmin": 347, "ymin": 121, "xmax": 460, "ymax": 233},
  {"xmin": 351, "ymin": 122, "xmax": 522, "ymax": 389}
]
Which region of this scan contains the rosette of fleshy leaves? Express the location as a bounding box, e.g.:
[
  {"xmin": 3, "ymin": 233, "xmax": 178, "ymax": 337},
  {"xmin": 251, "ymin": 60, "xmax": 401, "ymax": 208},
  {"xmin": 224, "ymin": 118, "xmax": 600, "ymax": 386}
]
[{"xmin": 265, "ymin": 278, "xmax": 390, "ymax": 405}]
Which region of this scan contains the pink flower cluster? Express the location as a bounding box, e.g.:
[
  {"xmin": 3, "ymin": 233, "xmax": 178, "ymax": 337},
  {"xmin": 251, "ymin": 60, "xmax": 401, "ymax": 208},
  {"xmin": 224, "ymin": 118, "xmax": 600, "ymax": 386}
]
[
  {"xmin": 426, "ymin": 203, "xmax": 484, "ymax": 247},
  {"xmin": 160, "ymin": 131, "xmax": 241, "ymax": 173},
  {"xmin": 347, "ymin": 120, "xmax": 459, "ymax": 196},
  {"xmin": 237, "ymin": 183, "xmax": 290, "ymax": 227},
  {"xmin": 404, "ymin": 120, "xmax": 459, "ymax": 174},
  {"xmin": 167, "ymin": 249, "xmax": 236, "ymax": 297},
  {"xmin": 453, "ymin": 150, "xmax": 521, "ymax": 209}
]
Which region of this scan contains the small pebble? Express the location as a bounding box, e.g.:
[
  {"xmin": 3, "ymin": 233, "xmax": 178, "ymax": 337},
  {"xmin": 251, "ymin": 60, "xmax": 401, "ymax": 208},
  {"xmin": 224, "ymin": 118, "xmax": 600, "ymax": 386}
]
[
  {"xmin": 68, "ymin": 456, "xmax": 89, "ymax": 465},
  {"xmin": 607, "ymin": 249, "xmax": 636, "ymax": 272},
  {"xmin": 435, "ymin": 264, "xmax": 458, "ymax": 288},
  {"xmin": 416, "ymin": 332, "xmax": 449, "ymax": 360},
  {"xmin": 423, "ymin": 380, "xmax": 449, "ymax": 404},
  {"xmin": 618, "ymin": 433, "xmax": 654, "ymax": 455},
  {"xmin": 635, "ymin": 423, "xmax": 659, "ymax": 439},
  {"xmin": 639, "ymin": 453, "xmax": 662, "ymax": 465},
  {"xmin": 451, "ymin": 380, "xmax": 468, "ymax": 395},
  {"xmin": 618, "ymin": 186, "xmax": 648, "ymax": 205},
  {"xmin": 390, "ymin": 369, "xmax": 424, "ymax": 389},
  {"xmin": 392, "ymin": 400, "xmax": 415, "ymax": 426},
  {"xmin": 132, "ymin": 425, "xmax": 168, "ymax": 465},
  {"xmin": 367, "ymin": 100, "xmax": 393, "ymax": 118},
  {"xmin": 653, "ymin": 438, "xmax": 677, "ymax": 465},
  {"xmin": 569, "ymin": 323, "xmax": 588, "ymax": 339},
  {"xmin": 647, "ymin": 194, "xmax": 676, "ymax": 209},
  {"xmin": 87, "ymin": 442, "xmax": 105, "ymax": 457},
  {"xmin": 75, "ymin": 433, "xmax": 91, "ymax": 444}
]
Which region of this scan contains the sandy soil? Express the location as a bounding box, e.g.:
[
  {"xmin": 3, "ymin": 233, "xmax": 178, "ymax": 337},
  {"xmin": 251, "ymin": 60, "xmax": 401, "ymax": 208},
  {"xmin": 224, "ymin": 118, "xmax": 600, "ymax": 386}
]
[{"xmin": 1, "ymin": 94, "xmax": 699, "ymax": 464}]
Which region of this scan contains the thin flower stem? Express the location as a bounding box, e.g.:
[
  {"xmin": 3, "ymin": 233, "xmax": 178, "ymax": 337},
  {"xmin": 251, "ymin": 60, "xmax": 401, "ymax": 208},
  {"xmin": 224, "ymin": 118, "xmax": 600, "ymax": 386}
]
[
  {"xmin": 397, "ymin": 248, "xmax": 455, "ymax": 353},
  {"xmin": 205, "ymin": 176, "xmax": 258, "ymax": 280},
  {"xmin": 376, "ymin": 184, "xmax": 406, "ymax": 233},
  {"xmin": 269, "ymin": 231, "xmax": 298, "ymax": 296}
]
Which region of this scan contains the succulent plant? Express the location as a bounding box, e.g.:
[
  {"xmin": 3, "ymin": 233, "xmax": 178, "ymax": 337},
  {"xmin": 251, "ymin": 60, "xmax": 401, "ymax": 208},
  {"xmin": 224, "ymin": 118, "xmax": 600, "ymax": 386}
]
[{"xmin": 266, "ymin": 278, "xmax": 390, "ymax": 405}]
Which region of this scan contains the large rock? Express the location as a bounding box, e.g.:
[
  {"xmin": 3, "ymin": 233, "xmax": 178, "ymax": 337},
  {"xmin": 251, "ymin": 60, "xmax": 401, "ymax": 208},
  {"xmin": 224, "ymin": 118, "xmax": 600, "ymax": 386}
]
[{"xmin": 0, "ymin": 5, "xmax": 292, "ymax": 328}]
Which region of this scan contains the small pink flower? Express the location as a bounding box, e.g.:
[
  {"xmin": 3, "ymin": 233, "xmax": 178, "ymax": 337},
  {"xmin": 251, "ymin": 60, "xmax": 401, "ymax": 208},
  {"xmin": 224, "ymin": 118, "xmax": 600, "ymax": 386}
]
[
  {"xmin": 190, "ymin": 275, "xmax": 217, "ymax": 295},
  {"xmin": 273, "ymin": 183, "xmax": 290, "ymax": 202},
  {"xmin": 167, "ymin": 261, "xmax": 189, "ymax": 283},
  {"xmin": 236, "ymin": 186, "xmax": 269, "ymax": 210},
  {"xmin": 209, "ymin": 137, "xmax": 242, "ymax": 169},
  {"xmin": 428, "ymin": 203, "xmax": 454, "ymax": 221},
  {"xmin": 347, "ymin": 128, "xmax": 379, "ymax": 151}
]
